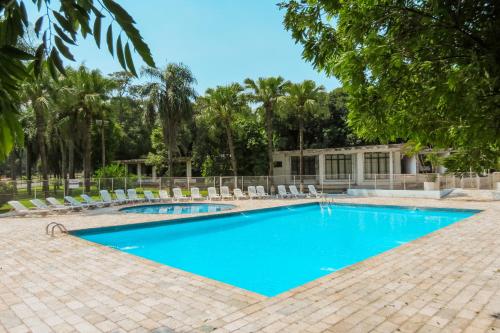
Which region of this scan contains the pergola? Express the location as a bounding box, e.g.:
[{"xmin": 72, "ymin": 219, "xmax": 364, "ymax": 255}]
[{"xmin": 114, "ymin": 157, "xmax": 192, "ymax": 180}]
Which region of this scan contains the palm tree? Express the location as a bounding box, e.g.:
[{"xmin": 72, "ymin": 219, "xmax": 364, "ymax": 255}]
[
  {"xmin": 279, "ymin": 80, "xmax": 327, "ymax": 189},
  {"xmin": 244, "ymin": 77, "xmax": 289, "ymax": 182},
  {"xmin": 63, "ymin": 66, "xmax": 113, "ymax": 191},
  {"xmin": 21, "ymin": 76, "xmax": 52, "ymax": 196},
  {"xmin": 142, "ymin": 63, "xmax": 197, "ymax": 188},
  {"xmin": 197, "ymin": 83, "xmax": 248, "ymax": 176}
]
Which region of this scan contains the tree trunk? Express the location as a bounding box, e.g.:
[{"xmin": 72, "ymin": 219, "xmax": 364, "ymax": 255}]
[
  {"xmin": 34, "ymin": 107, "xmax": 49, "ymax": 197},
  {"xmin": 225, "ymin": 121, "xmax": 238, "ymax": 176},
  {"xmin": 265, "ymin": 106, "xmax": 274, "ymax": 182},
  {"xmin": 163, "ymin": 124, "xmax": 174, "ymax": 192},
  {"xmin": 83, "ymin": 109, "xmax": 92, "ymax": 192},
  {"xmin": 59, "ymin": 139, "xmax": 67, "ymax": 195},
  {"xmin": 101, "ymin": 122, "xmax": 106, "ymax": 168},
  {"xmin": 68, "ymin": 139, "xmax": 75, "ymax": 179},
  {"xmin": 26, "ymin": 143, "xmax": 32, "ymax": 195},
  {"xmin": 299, "ymin": 118, "xmax": 304, "ymax": 191}
]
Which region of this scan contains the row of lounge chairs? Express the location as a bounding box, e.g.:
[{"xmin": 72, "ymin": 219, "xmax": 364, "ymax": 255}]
[{"xmin": 7, "ymin": 185, "xmax": 326, "ymax": 216}]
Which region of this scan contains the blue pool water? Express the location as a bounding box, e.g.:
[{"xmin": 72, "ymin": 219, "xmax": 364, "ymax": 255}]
[
  {"xmin": 120, "ymin": 203, "xmax": 235, "ymax": 214},
  {"xmin": 75, "ymin": 203, "xmax": 478, "ymax": 296}
]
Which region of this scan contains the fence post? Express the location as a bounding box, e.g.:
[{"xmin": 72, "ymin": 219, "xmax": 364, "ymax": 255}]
[
  {"xmin": 348, "ymin": 174, "xmax": 351, "ymax": 189},
  {"xmin": 293, "ymin": 175, "xmax": 296, "ymax": 186},
  {"xmin": 403, "ymin": 174, "xmax": 406, "ymax": 190},
  {"xmin": 266, "ymin": 176, "xmax": 269, "ymax": 192},
  {"xmin": 187, "ymin": 177, "xmax": 190, "ymax": 191},
  {"xmin": 111, "ymin": 178, "xmax": 114, "ymax": 191},
  {"xmin": 374, "ymin": 174, "xmax": 377, "ymax": 190},
  {"xmin": 98, "ymin": 178, "xmax": 101, "ymax": 192},
  {"xmin": 124, "ymin": 177, "xmax": 127, "ymax": 191}
]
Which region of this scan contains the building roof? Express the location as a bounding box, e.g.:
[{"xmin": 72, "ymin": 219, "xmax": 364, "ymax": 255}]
[{"xmin": 273, "ymin": 143, "xmax": 405, "ymax": 156}]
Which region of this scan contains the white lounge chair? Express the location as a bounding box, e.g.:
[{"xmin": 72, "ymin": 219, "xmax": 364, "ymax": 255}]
[
  {"xmin": 81, "ymin": 194, "xmax": 108, "ymax": 207},
  {"xmin": 127, "ymin": 189, "xmax": 145, "ymax": 202},
  {"xmin": 190, "ymin": 187, "xmax": 205, "ymax": 200},
  {"xmin": 30, "ymin": 198, "xmax": 70, "ymax": 213},
  {"xmin": 9, "ymin": 200, "xmax": 49, "ymax": 216},
  {"xmin": 114, "ymin": 189, "xmax": 133, "ymax": 204},
  {"xmin": 47, "ymin": 197, "xmax": 80, "ymax": 211},
  {"xmin": 247, "ymin": 186, "xmax": 260, "ymax": 199},
  {"xmin": 143, "ymin": 190, "xmax": 160, "ymax": 202},
  {"xmin": 158, "ymin": 190, "xmax": 172, "ymax": 202},
  {"xmin": 207, "ymin": 187, "xmax": 221, "ymax": 201},
  {"xmin": 233, "ymin": 188, "xmax": 248, "ymax": 200},
  {"xmin": 289, "ymin": 185, "xmax": 307, "ymax": 198},
  {"xmin": 173, "ymin": 188, "xmax": 189, "ymax": 201},
  {"xmin": 256, "ymin": 186, "xmax": 271, "ymax": 199},
  {"xmin": 64, "ymin": 196, "xmax": 91, "ymax": 209},
  {"xmin": 308, "ymin": 185, "xmax": 326, "ymax": 198},
  {"xmin": 277, "ymin": 185, "xmax": 292, "ymax": 199},
  {"xmin": 220, "ymin": 186, "xmax": 233, "ymax": 200},
  {"xmin": 100, "ymin": 190, "xmax": 120, "ymax": 205}
]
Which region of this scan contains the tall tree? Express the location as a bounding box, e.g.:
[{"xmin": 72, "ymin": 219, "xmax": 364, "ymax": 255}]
[
  {"xmin": 280, "ymin": 0, "xmax": 500, "ymax": 166},
  {"xmin": 0, "ymin": 0, "xmax": 154, "ymax": 160},
  {"xmin": 197, "ymin": 84, "xmax": 248, "ymax": 176},
  {"xmin": 244, "ymin": 77, "xmax": 289, "ymax": 181},
  {"xmin": 20, "ymin": 75, "xmax": 51, "ymax": 196},
  {"xmin": 63, "ymin": 66, "xmax": 113, "ymax": 190},
  {"xmin": 142, "ymin": 63, "xmax": 196, "ymax": 187},
  {"xmin": 278, "ymin": 80, "xmax": 326, "ymax": 187}
]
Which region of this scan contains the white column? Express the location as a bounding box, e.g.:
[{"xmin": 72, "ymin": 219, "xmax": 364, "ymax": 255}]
[
  {"xmin": 318, "ymin": 154, "xmax": 325, "ymax": 185},
  {"xmin": 389, "ymin": 151, "xmax": 394, "ymax": 189},
  {"xmin": 186, "ymin": 160, "xmax": 192, "ymax": 178},
  {"xmin": 137, "ymin": 163, "xmax": 142, "ymax": 181},
  {"xmin": 152, "ymin": 166, "xmax": 157, "ymax": 181},
  {"xmin": 356, "ymin": 152, "xmax": 364, "ymax": 185}
]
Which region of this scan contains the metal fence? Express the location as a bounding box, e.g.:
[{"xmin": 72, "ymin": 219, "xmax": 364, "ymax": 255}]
[{"xmin": 1, "ymin": 172, "xmax": 499, "ymax": 203}]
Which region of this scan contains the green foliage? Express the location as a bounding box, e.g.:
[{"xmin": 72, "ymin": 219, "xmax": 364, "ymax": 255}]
[
  {"xmin": 0, "ymin": 181, "xmax": 14, "ymax": 206},
  {"xmin": 94, "ymin": 163, "xmax": 127, "ymax": 178},
  {"xmin": 141, "ymin": 63, "xmax": 197, "ymax": 178},
  {"xmin": 196, "ymin": 83, "xmax": 249, "ymax": 176},
  {"xmin": 444, "ymin": 147, "xmax": 500, "ymax": 173},
  {"xmin": 0, "ymin": 0, "xmax": 154, "ymax": 160},
  {"xmin": 280, "ymin": 0, "xmax": 500, "ymax": 154}
]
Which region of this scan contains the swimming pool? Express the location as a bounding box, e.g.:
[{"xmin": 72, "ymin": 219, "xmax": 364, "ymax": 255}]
[
  {"xmin": 75, "ymin": 203, "xmax": 479, "ymax": 296},
  {"xmin": 120, "ymin": 203, "xmax": 235, "ymax": 214}
]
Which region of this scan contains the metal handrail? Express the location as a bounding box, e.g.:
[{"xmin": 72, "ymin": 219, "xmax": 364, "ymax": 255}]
[{"xmin": 45, "ymin": 222, "xmax": 68, "ymax": 237}]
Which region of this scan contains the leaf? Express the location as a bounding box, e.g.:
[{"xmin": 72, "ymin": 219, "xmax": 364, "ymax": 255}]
[
  {"xmin": 102, "ymin": 0, "xmax": 135, "ymax": 24},
  {"xmin": 50, "ymin": 49, "xmax": 66, "ymax": 75},
  {"xmin": 53, "ymin": 24, "xmax": 76, "ymax": 45},
  {"xmin": 0, "ymin": 46, "xmax": 35, "ymax": 60},
  {"xmin": 124, "ymin": 42, "xmax": 137, "ymax": 76},
  {"xmin": 34, "ymin": 17, "xmax": 44, "ymax": 37},
  {"xmin": 93, "ymin": 15, "xmax": 101, "ymax": 47},
  {"xmin": 54, "ymin": 36, "xmax": 75, "ymax": 61},
  {"xmin": 20, "ymin": 2, "xmax": 28, "ymax": 27},
  {"xmin": 53, "ymin": 11, "xmax": 75, "ymax": 34},
  {"xmin": 116, "ymin": 35, "xmax": 126, "ymax": 69},
  {"xmin": 47, "ymin": 56, "xmax": 59, "ymax": 81},
  {"xmin": 106, "ymin": 25, "xmax": 113, "ymax": 56},
  {"xmin": 34, "ymin": 44, "xmax": 45, "ymax": 77}
]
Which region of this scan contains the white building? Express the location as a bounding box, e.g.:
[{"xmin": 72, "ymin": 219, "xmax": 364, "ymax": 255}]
[{"xmin": 272, "ymin": 144, "xmax": 448, "ymax": 188}]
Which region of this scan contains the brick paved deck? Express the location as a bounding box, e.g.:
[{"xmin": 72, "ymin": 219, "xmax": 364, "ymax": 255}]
[{"xmin": 0, "ymin": 198, "xmax": 499, "ymax": 332}]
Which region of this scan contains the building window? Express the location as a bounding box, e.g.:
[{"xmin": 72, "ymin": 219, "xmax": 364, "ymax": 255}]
[
  {"xmin": 364, "ymin": 152, "xmax": 389, "ymax": 179},
  {"xmin": 273, "ymin": 161, "xmax": 283, "ymax": 168},
  {"xmin": 291, "ymin": 156, "xmax": 317, "ymax": 175},
  {"xmin": 325, "ymin": 154, "xmax": 352, "ymax": 180}
]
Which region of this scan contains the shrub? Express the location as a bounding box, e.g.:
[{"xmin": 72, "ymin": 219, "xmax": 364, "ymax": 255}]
[{"xmin": 0, "ymin": 181, "xmax": 14, "ymax": 206}]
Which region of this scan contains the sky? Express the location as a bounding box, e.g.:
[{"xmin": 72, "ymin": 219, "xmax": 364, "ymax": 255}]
[{"xmin": 27, "ymin": 0, "xmax": 340, "ymax": 94}]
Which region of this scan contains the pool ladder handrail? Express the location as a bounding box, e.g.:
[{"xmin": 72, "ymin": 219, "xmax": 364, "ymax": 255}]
[{"xmin": 45, "ymin": 222, "xmax": 68, "ymax": 237}]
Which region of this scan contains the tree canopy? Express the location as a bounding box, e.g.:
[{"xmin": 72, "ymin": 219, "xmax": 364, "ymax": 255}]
[
  {"xmin": 279, "ymin": 0, "xmax": 500, "ymax": 167},
  {"xmin": 0, "ymin": 0, "xmax": 154, "ymax": 159}
]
